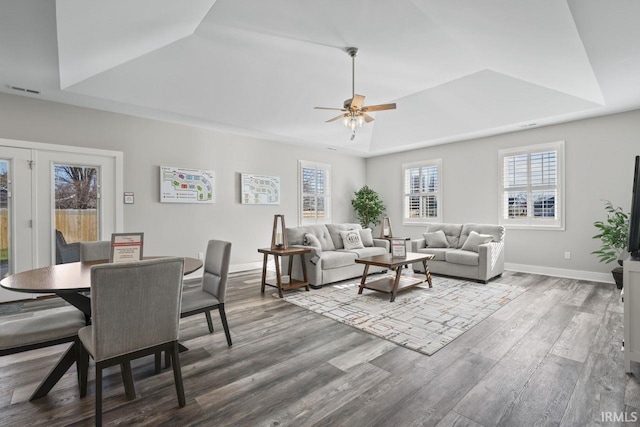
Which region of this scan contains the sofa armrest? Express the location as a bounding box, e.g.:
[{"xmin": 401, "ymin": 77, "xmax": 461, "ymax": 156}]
[
  {"xmin": 478, "ymin": 241, "xmax": 504, "ymax": 281},
  {"xmin": 411, "ymin": 238, "xmax": 426, "ymax": 252},
  {"xmin": 372, "ymin": 239, "xmax": 390, "ymax": 251},
  {"xmin": 283, "ymin": 244, "xmax": 322, "ymax": 287}
]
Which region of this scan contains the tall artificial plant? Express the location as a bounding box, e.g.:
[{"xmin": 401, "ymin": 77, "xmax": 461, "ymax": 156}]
[
  {"xmin": 592, "ymin": 200, "xmax": 630, "ymax": 264},
  {"xmin": 351, "ymin": 185, "xmax": 386, "ymax": 229}
]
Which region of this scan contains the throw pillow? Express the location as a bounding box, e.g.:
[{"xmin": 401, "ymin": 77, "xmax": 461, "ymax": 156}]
[
  {"xmin": 304, "ymin": 233, "xmax": 322, "ymax": 252},
  {"xmin": 359, "ymin": 228, "xmax": 374, "ymax": 247},
  {"xmin": 460, "ymin": 231, "xmax": 494, "ymax": 252},
  {"xmin": 339, "ymin": 230, "xmax": 365, "ymax": 250},
  {"xmin": 423, "ymin": 230, "xmax": 449, "ymax": 248}
]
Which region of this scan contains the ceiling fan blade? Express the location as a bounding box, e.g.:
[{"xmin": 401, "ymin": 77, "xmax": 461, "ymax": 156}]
[
  {"xmin": 351, "ymin": 94, "xmax": 365, "ymax": 109},
  {"xmin": 326, "ymin": 114, "xmax": 346, "ymax": 123},
  {"xmin": 362, "ymin": 103, "xmax": 397, "ymax": 112},
  {"xmin": 363, "ymin": 113, "xmax": 375, "ymax": 123},
  {"xmin": 314, "ymin": 107, "xmax": 347, "ymax": 111}
]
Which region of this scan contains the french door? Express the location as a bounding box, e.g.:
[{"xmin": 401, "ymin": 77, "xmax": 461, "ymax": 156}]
[
  {"xmin": 0, "ymin": 139, "xmax": 122, "ymax": 302},
  {"xmin": 0, "ymin": 147, "xmax": 34, "ymax": 302}
]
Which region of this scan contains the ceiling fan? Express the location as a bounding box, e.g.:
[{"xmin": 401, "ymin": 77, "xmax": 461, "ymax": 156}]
[{"xmin": 314, "ymin": 47, "xmax": 396, "ymax": 140}]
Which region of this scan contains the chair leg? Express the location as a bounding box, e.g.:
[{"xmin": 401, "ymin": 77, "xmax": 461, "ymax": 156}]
[
  {"xmin": 120, "ymin": 362, "xmax": 136, "ymax": 400},
  {"xmin": 219, "ymin": 304, "xmax": 232, "ymax": 347},
  {"xmin": 155, "ymin": 352, "xmax": 162, "ymax": 374},
  {"xmin": 96, "ymin": 365, "xmax": 103, "ymax": 427},
  {"xmin": 77, "ymin": 340, "xmax": 89, "ymax": 398},
  {"xmin": 169, "ymin": 341, "xmax": 186, "ymax": 407},
  {"xmin": 205, "ymin": 311, "xmax": 214, "ymax": 333}
]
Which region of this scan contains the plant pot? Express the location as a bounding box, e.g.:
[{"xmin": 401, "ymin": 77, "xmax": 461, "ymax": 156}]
[{"xmin": 612, "ymin": 266, "xmax": 624, "ymax": 289}]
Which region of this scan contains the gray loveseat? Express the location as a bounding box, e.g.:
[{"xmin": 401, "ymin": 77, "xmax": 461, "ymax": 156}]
[
  {"xmin": 284, "ymin": 223, "xmax": 389, "ymax": 288},
  {"xmin": 410, "ymin": 223, "xmax": 505, "ymax": 283}
]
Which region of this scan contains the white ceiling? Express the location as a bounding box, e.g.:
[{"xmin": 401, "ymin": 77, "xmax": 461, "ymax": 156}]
[{"xmin": 1, "ymin": 0, "xmax": 639, "ymax": 157}]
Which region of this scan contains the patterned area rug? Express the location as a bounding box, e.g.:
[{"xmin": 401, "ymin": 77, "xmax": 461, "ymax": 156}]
[{"xmin": 283, "ymin": 274, "xmax": 526, "ymax": 356}]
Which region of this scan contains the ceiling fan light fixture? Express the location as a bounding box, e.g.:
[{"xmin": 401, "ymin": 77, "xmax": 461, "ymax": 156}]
[{"xmin": 314, "ymin": 47, "xmax": 396, "ymax": 140}]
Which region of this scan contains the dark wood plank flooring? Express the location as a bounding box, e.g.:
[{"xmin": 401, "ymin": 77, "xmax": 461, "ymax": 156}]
[{"xmin": 0, "ymin": 270, "xmax": 638, "ymax": 426}]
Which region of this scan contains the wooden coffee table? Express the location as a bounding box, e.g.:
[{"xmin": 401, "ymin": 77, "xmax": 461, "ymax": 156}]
[{"xmin": 355, "ymin": 252, "xmax": 435, "ymax": 302}]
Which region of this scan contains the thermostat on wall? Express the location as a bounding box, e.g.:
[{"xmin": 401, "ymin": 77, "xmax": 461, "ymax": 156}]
[{"xmin": 124, "ymin": 192, "xmax": 134, "ymax": 204}]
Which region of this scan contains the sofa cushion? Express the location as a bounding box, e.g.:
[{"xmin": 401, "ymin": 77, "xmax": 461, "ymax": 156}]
[
  {"xmin": 417, "ymin": 247, "xmax": 449, "ymax": 261},
  {"xmin": 287, "ymin": 225, "xmax": 335, "ymax": 251},
  {"xmin": 321, "ymin": 251, "xmax": 358, "ymax": 270},
  {"xmin": 304, "ymin": 233, "xmax": 322, "ymax": 252},
  {"xmin": 426, "ymin": 223, "xmax": 463, "ymax": 248},
  {"xmin": 445, "ymin": 249, "xmax": 479, "ymax": 266},
  {"xmin": 359, "ymin": 228, "xmax": 374, "ymax": 247},
  {"xmin": 339, "ymin": 230, "xmax": 365, "ymax": 250},
  {"xmin": 345, "ymin": 247, "xmax": 387, "ymax": 259},
  {"xmin": 423, "ymin": 230, "xmax": 450, "ymax": 248},
  {"xmin": 326, "ymin": 224, "xmax": 362, "ymax": 249},
  {"xmin": 459, "ymin": 224, "xmax": 504, "ymax": 248},
  {"xmin": 460, "ymin": 231, "xmax": 494, "ymax": 253}
]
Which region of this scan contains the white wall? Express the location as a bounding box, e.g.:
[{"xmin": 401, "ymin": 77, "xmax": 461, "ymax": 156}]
[
  {"xmin": 0, "ymin": 93, "xmax": 366, "ymax": 270},
  {"xmin": 366, "ymin": 109, "xmax": 640, "ymax": 282}
]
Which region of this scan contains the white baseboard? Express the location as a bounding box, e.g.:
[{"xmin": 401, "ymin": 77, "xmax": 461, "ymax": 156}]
[
  {"xmin": 230, "ymin": 261, "xmax": 263, "ymax": 273},
  {"xmin": 183, "ymin": 261, "xmax": 262, "ymax": 283},
  {"xmin": 505, "ymin": 262, "xmax": 614, "ymax": 284}
]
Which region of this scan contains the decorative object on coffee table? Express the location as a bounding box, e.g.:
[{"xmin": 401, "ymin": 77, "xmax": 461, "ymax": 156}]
[
  {"xmin": 258, "ymin": 247, "xmax": 311, "ymax": 298},
  {"xmin": 270, "ymin": 214, "xmax": 288, "ymax": 250},
  {"xmin": 592, "ymin": 200, "xmax": 629, "ymax": 289},
  {"xmin": 380, "ymin": 216, "xmax": 393, "ymax": 238}
]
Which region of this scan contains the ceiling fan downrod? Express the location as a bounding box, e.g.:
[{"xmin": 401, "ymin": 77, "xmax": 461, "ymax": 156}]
[{"xmin": 346, "ymin": 47, "xmax": 358, "ymax": 100}]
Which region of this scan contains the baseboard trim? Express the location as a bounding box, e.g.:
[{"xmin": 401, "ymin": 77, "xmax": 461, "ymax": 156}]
[
  {"xmin": 505, "ymin": 262, "xmax": 614, "ymax": 284},
  {"xmin": 183, "ymin": 261, "xmax": 263, "ymax": 283}
]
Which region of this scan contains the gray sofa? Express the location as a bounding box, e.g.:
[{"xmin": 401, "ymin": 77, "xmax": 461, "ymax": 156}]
[
  {"xmin": 283, "ymin": 223, "xmax": 389, "ymax": 288},
  {"xmin": 410, "ymin": 223, "xmax": 505, "ymax": 283}
]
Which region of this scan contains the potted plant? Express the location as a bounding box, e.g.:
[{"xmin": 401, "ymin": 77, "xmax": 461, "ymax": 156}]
[
  {"xmin": 592, "ymin": 200, "xmax": 629, "ymax": 289},
  {"xmin": 351, "ymin": 185, "xmax": 386, "ymax": 229}
]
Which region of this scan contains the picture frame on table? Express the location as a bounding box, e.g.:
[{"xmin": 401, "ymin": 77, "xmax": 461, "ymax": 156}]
[
  {"xmin": 110, "ymin": 232, "xmax": 144, "ymax": 263},
  {"xmin": 391, "ymin": 238, "xmax": 406, "ymax": 258}
]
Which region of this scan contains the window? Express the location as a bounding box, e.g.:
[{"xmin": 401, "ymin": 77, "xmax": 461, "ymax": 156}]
[
  {"xmin": 299, "ymin": 160, "xmax": 331, "ymax": 225},
  {"xmin": 499, "ymin": 141, "xmax": 564, "ymax": 229},
  {"xmin": 403, "ymin": 159, "xmax": 442, "ymax": 224}
]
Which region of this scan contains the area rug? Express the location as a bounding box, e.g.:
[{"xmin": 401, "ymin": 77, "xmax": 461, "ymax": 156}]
[{"xmin": 282, "ymin": 274, "xmax": 526, "ymax": 356}]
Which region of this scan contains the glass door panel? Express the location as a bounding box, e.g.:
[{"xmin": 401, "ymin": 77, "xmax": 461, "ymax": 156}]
[{"xmin": 53, "ymin": 165, "xmax": 99, "ymax": 263}]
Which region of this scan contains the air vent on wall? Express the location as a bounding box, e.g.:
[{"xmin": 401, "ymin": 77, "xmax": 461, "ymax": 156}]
[{"xmin": 7, "ymin": 84, "xmax": 40, "ymax": 95}]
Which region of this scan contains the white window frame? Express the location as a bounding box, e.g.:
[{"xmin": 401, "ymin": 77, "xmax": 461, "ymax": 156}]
[
  {"xmin": 298, "ymin": 160, "xmax": 331, "ymax": 225},
  {"xmin": 402, "ymin": 159, "xmax": 443, "ymax": 225},
  {"xmin": 498, "ymin": 140, "xmax": 565, "ymax": 230}
]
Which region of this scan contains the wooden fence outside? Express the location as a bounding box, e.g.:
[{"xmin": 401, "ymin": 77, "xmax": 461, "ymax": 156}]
[
  {"xmin": 0, "ymin": 209, "xmax": 97, "ymax": 247},
  {"xmin": 55, "ymin": 209, "xmax": 98, "ymax": 242}
]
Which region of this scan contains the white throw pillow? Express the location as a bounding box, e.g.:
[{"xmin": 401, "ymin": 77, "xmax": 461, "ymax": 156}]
[
  {"xmin": 423, "ymin": 230, "xmax": 450, "ymax": 248},
  {"xmin": 460, "ymin": 231, "xmax": 494, "ymax": 252},
  {"xmin": 359, "ymin": 228, "xmax": 374, "ymax": 247},
  {"xmin": 339, "ymin": 230, "xmax": 365, "ymax": 250}
]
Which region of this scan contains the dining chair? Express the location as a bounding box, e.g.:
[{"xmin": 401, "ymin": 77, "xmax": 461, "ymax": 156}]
[
  {"xmin": 0, "ymin": 308, "xmax": 87, "ymax": 400},
  {"xmin": 78, "ymin": 257, "xmax": 186, "ymax": 427},
  {"xmin": 80, "ymin": 241, "xmax": 111, "ymax": 261},
  {"xmin": 180, "ymin": 240, "xmax": 232, "ymax": 346},
  {"xmin": 55, "ymin": 229, "xmax": 80, "ymax": 264}
]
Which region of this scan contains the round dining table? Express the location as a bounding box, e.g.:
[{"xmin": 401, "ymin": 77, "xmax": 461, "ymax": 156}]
[
  {"xmin": 0, "ymin": 257, "xmax": 203, "ymax": 315},
  {"xmin": 0, "ymin": 256, "xmax": 202, "ymax": 401}
]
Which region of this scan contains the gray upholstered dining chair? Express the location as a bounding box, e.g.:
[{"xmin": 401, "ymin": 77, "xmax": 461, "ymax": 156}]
[
  {"xmin": 181, "ymin": 240, "xmax": 232, "ymax": 346},
  {"xmin": 0, "ymin": 308, "xmax": 87, "ymax": 400},
  {"xmin": 78, "ymin": 258, "xmax": 186, "ymax": 427},
  {"xmin": 80, "ymin": 241, "xmax": 111, "ymax": 262}
]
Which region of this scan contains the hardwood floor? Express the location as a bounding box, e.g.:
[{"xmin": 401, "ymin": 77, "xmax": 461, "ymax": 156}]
[{"xmin": 0, "ymin": 270, "xmax": 638, "ymax": 426}]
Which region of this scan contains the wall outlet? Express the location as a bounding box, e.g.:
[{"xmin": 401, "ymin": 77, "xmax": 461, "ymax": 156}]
[
  {"xmin": 564, "ymin": 251, "xmax": 571, "ymax": 260},
  {"xmin": 198, "ymin": 252, "xmax": 204, "ymax": 260}
]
